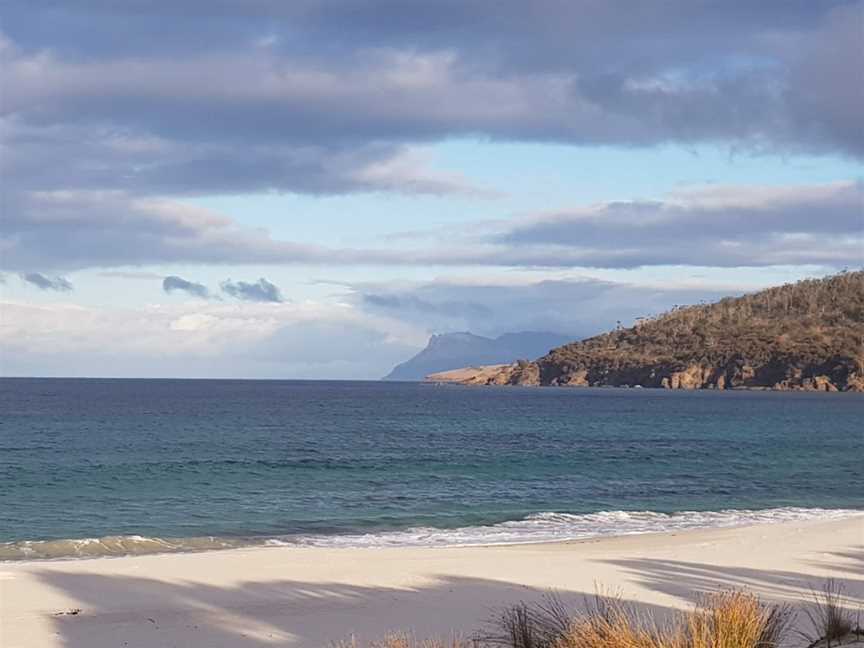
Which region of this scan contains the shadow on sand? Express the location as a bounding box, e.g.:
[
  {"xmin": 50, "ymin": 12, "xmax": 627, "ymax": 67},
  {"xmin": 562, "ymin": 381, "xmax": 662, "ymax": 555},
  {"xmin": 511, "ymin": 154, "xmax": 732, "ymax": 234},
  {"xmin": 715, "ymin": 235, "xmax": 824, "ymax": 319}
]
[
  {"xmin": 34, "ymin": 550, "xmax": 863, "ymax": 648},
  {"xmin": 603, "ymin": 548, "xmax": 864, "ymax": 604},
  {"xmin": 35, "ymin": 571, "xmax": 671, "ymax": 648}
]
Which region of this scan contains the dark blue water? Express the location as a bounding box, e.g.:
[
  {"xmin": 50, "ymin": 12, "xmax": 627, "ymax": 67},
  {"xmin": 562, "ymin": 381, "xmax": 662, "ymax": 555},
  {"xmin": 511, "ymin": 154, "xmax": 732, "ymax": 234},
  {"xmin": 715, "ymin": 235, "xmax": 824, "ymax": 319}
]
[{"xmin": 1, "ymin": 378, "xmax": 861, "ymax": 558}]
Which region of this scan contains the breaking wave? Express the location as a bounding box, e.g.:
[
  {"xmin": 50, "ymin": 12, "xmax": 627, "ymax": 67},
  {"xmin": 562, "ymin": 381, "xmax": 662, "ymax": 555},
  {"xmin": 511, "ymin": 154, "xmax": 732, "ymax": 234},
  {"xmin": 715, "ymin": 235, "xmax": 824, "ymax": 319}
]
[{"xmin": 2, "ymin": 507, "xmax": 860, "ymax": 561}]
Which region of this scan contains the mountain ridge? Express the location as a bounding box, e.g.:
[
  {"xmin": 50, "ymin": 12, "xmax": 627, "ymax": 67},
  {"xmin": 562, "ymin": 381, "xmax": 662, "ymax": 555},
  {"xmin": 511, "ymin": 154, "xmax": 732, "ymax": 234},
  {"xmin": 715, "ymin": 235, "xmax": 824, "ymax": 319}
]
[
  {"xmin": 426, "ymin": 271, "xmax": 864, "ymax": 392},
  {"xmin": 383, "ymin": 331, "xmax": 573, "ymax": 381}
]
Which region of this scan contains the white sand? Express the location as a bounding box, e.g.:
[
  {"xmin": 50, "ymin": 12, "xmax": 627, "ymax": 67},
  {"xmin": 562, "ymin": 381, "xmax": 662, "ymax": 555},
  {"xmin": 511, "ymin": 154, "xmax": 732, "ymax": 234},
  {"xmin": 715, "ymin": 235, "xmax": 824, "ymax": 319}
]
[{"xmin": 1, "ymin": 516, "xmax": 862, "ymax": 647}]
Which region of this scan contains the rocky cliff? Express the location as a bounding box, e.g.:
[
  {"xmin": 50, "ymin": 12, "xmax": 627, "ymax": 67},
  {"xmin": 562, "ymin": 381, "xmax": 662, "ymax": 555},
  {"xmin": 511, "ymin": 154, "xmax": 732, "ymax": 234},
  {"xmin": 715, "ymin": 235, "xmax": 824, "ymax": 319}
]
[{"xmin": 427, "ymin": 271, "xmax": 864, "ymax": 392}]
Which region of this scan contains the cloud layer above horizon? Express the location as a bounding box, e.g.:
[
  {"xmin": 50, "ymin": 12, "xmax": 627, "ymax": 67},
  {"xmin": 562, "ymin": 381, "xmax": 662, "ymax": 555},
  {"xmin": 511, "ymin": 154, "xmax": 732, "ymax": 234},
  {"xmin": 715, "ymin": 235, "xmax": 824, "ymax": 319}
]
[
  {"xmin": 1, "ymin": 1, "xmax": 861, "ymax": 378},
  {"xmin": 3, "ymin": 181, "xmax": 860, "ymax": 273},
  {"xmin": 0, "ymin": 276, "xmax": 742, "ymax": 378}
]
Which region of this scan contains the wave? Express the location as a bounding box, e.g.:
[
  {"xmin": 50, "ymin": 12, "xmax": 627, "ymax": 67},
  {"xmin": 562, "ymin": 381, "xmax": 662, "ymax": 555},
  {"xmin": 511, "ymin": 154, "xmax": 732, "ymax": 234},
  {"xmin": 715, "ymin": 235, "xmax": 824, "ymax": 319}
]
[
  {"xmin": 2, "ymin": 507, "xmax": 860, "ymax": 561},
  {"xmin": 283, "ymin": 507, "xmax": 863, "ymax": 548},
  {"xmin": 0, "ymin": 534, "xmax": 250, "ymax": 561}
]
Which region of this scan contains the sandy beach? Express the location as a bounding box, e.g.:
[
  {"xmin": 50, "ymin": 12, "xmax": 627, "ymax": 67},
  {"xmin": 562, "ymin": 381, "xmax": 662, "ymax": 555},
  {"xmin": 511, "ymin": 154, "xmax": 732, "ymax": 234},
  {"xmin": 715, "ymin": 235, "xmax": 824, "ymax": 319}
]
[{"xmin": 1, "ymin": 516, "xmax": 861, "ymax": 647}]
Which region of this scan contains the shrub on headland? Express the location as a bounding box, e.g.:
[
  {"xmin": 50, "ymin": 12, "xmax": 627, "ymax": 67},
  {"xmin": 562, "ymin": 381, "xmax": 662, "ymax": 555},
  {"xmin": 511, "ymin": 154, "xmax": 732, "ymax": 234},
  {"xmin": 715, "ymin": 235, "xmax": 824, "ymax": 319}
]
[{"xmin": 444, "ymin": 270, "xmax": 864, "ymax": 391}]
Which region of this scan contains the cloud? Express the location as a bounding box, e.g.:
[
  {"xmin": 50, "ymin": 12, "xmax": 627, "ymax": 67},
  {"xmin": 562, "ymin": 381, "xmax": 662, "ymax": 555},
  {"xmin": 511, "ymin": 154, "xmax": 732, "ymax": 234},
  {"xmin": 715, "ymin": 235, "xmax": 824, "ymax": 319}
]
[
  {"xmin": 162, "ymin": 275, "xmax": 211, "ymax": 299},
  {"xmin": 0, "ymin": 2, "xmax": 860, "ymax": 285},
  {"xmin": 2, "ymin": 182, "xmax": 858, "ymax": 273},
  {"xmin": 362, "ymin": 293, "xmax": 493, "ymax": 319},
  {"xmin": 0, "ymin": 2, "xmax": 860, "ymax": 211},
  {"xmin": 1, "ymin": 116, "xmax": 492, "ymax": 199},
  {"xmin": 0, "ymin": 269, "xmax": 845, "ymax": 379},
  {"xmin": 351, "ymin": 276, "xmax": 739, "ymax": 339},
  {"xmin": 490, "ymin": 181, "xmax": 864, "ymax": 269},
  {"xmin": 0, "ymin": 299, "xmax": 423, "ymax": 379},
  {"xmin": 0, "ymin": 190, "xmax": 356, "ymax": 271},
  {"xmin": 20, "ymin": 272, "xmax": 73, "ymax": 292},
  {"xmin": 221, "ymin": 277, "xmax": 283, "ymax": 303},
  {"xmin": 0, "ymin": 273, "xmax": 741, "ymax": 379}
]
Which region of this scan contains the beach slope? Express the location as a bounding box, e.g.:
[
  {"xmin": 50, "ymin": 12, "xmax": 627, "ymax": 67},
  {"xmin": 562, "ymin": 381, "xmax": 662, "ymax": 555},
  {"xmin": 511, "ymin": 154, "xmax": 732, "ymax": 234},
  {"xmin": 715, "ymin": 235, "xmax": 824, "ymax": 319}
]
[{"xmin": 1, "ymin": 516, "xmax": 862, "ymax": 647}]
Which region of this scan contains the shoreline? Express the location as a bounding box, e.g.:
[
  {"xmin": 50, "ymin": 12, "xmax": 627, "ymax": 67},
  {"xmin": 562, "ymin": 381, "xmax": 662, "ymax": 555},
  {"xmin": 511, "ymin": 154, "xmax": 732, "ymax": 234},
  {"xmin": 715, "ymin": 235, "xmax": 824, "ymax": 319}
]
[
  {"xmin": 424, "ymin": 377, "xmax": 864, "ymax": 393},
  {"xmin": 4, "ymin": 506, "xmax": 861, "ymax": 563},
  {"xmin": 2, "ymin": 516, "xmax": 862, "ymax": 647}
]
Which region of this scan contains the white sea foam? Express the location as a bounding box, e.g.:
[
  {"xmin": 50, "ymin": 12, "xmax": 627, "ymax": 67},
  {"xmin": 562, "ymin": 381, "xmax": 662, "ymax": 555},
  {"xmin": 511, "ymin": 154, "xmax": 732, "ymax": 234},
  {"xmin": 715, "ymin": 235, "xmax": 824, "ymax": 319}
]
[
  {"xmin": 0, "ymin": 534, "xmax": 246, "ymax": 561},
  {"xmin": 3, "ymin": 507, "xmax": 860, "ymax": 560},
  {"xmin": 277, "ymin": 507, "xmax": 863, "ymax": 549}
]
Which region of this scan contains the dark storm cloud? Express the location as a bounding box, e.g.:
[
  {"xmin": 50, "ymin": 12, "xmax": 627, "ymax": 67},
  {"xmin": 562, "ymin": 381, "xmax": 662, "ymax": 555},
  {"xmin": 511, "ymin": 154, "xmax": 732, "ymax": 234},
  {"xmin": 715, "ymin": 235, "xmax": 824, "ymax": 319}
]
[
  {"xmin": 221, "ymin": 278, "xmax": 283, "ymax": 303},
  {"xmin": 162, "ymin": 275, "xmax": 212, "ymax": 299},
  {"xmin": 20, "ymin": 272, "xmax": 73, "ymax": 292}
]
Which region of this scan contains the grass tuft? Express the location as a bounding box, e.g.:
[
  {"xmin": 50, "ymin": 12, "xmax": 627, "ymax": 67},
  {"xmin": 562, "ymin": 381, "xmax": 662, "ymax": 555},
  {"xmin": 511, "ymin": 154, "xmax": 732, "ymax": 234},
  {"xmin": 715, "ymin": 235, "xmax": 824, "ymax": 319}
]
[
  {"xmin": 486, "ymin": 593, "xmax": 573, "ymax": 648},
  {"xmin": 487, "ymin": 589, "xmax": 792, "ymax": 648},
  {"xmin": 801, "ymin": 579, "xmax": 855, "ymax": 647},
  {"xmin": 554, "ymin": 591, "xmax": 670, "ymax": 648},
  {"xmin": 347, "ymin": 583, "xmax": 855, "ymax": 648},
  {"xmin": 684, "ymin": 590, "xmax": 792, "ymax": 648}
]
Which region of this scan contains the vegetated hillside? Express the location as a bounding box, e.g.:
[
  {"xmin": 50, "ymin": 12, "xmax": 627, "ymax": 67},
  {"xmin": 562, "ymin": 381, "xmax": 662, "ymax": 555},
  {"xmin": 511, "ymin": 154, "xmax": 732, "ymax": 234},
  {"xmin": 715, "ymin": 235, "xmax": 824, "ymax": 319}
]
[
  {"xmin": 384, "ymin": 331, "xmax": 572, "ymax": 381},
  {"xmin": 431, "ymin": 271, "xmax": 864, "ymax": 392}
]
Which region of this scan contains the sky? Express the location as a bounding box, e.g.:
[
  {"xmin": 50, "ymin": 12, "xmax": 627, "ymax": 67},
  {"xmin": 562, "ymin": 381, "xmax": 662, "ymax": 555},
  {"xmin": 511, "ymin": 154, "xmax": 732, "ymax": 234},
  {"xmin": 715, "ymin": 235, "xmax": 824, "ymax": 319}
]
[{"xmin": 1, "ymin": 0, "xmax": 862, "ymax": 379}]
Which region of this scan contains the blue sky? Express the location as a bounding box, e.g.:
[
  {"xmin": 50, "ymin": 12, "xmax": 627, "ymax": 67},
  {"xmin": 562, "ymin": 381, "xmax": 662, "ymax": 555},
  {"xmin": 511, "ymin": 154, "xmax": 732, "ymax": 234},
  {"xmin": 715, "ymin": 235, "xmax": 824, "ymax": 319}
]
[
  {"xmin": 193, "ymin": 142, "xmax": 861, "ymax": 242},
  {"xmin": 1, "ymin": 1, "xmax": 862, "ymax": 378}
]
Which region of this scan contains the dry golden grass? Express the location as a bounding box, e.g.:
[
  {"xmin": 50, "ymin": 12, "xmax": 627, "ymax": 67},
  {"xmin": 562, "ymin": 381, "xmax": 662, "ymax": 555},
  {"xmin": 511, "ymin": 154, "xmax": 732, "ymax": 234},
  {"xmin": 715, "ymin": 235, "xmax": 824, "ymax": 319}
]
[
  {"xmin": 345, "ymin": 585, "xmax": 845, "ymax": 648},
  {"xmin": 553, "ymin": 594, "xmax": 671, "ymax": 648},
  {"xmin": 547, "ymin": 590, "xmax": 789, "ymax": 648},
  {"xmin": 682, "ymin": 591, "xmax": 791, "ymax": 648},
  {"xmin": 485, "ymin": 589, "xmax": 792, "ymax": 648}
]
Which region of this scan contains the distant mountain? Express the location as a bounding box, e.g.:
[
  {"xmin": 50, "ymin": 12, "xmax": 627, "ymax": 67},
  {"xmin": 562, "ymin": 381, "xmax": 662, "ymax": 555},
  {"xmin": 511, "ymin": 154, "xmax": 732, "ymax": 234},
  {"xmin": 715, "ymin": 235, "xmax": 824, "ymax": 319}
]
[
  {"xmin": 428, "ymin": 271, "xmax": 864, "ymax": 392},
  {"xmin": 383, "ymin": 331, "xmax": 573, "ymax": 381}
]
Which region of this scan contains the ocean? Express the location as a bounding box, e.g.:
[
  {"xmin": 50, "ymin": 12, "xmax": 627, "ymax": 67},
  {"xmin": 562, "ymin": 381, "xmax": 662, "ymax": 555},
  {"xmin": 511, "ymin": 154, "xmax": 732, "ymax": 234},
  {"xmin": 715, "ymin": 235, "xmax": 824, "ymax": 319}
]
[{"xmin": 1, "ymin": 377, "xmax": 861, "ymax": 560}]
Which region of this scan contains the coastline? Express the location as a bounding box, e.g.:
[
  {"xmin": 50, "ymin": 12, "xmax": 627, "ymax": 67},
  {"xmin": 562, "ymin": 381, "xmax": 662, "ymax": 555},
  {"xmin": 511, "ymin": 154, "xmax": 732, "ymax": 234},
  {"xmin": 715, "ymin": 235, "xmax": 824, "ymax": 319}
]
[
  {"xmin": 3, "ymin": 506, "xmax": 860, "ymax": 561},
  {"xmin": 2, "ymin": 516, "xmax": 861, "ymax": 648},
  {"xmin": 424, "ymin": 374, "xmax": 864, "ymax": 393}
]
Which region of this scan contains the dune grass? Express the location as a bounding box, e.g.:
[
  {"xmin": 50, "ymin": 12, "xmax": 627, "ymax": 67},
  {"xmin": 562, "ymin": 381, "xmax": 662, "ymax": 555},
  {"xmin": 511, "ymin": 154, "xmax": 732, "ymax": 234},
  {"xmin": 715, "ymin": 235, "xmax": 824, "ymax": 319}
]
[
  {"xmin": 346, "ymin": 580, "xmax": 864, "ymax": 648},
  {"xmin": 485, "ymin": 589, "xmax": 791, "ymax": 648},
  {"xmin": 800, "ymin": 579, "xmax": 860, "ymax": 647},
  {"xmin": 682, "ymin": 591, "xmax": 792, "ymax": 648}
]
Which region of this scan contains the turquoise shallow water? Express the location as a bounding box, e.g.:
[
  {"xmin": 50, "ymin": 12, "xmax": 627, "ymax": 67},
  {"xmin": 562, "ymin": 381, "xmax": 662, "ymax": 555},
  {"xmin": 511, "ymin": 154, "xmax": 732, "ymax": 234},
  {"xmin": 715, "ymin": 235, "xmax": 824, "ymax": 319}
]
[{"xmin": 1, "ymin": 378, "xmax": 861, "ymax": 559}]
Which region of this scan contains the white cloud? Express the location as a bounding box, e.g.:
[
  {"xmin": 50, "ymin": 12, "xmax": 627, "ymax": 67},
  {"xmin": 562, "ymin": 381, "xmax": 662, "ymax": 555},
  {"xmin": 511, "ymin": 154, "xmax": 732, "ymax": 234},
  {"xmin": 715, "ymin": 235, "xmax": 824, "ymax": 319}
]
[{"xmin": 0, "ymin": 299, "xmax": 426, "ymax": 378}]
